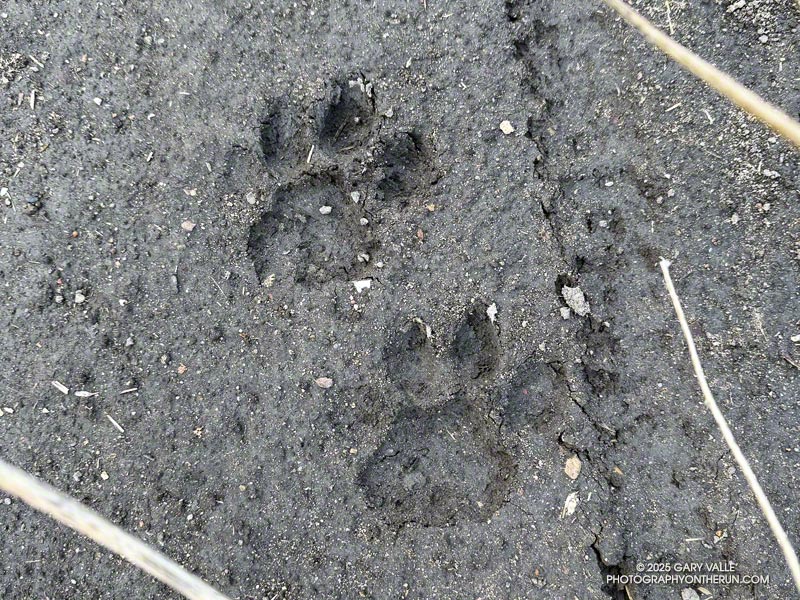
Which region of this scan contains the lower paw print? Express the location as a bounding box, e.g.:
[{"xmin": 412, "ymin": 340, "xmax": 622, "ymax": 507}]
[
  {"xmin": 357, "ymin": 398, "xmax": 516, "ymax": 528},
  {"xmin": 359, "ymin": 303, "xmax": 513, "ymax": 528},
  {"xmin": 241, "ymin": 73, "xmax": 438, "ymax": 292},
  {"xmin": 361, "ymin": 304, "xmax": 572, "ymax": 528}
]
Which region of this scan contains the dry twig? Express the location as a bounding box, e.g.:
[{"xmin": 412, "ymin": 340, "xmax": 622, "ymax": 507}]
[
  {"xmin": 660, "ymin": 260, "xmax": 800, "ymax": 593},
  {"xmin": 0, "ymin": 459, "xmax": 231, "ymax": 600},
  {"xmin": 601, "ymin": 0, "xmax": 800, "ymax": 149}
]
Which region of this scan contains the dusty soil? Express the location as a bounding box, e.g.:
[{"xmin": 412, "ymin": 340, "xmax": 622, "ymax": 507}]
[{"xmin": 1, "ymin": 1, "xmax": 799, "ymax": 599}]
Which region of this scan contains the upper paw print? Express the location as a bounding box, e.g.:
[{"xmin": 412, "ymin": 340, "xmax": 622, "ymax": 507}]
[{"xmin": 244, "ymin": 74, "xmax": 437, "ymax": 292}]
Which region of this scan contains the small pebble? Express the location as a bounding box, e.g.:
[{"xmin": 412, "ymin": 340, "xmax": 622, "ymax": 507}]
[
  {"xmin": 559, "ymin": 307, "xmax": 571, "ymax": 320},
  {"xmin": 319, "ymin": 206, "xmax": 332, "ymax": 215},
  {"xmin": 74, "ymin": 291, "xmax": 86, "ymax": 304},
  {"xmin": 315, "ymin": 377, "xmax": 334, "ymax": 389},
  {"xmin": 499, "ymin": 120, "xmax": 515, "ymax": 135},
  {"xmin": 487, "ymin": 303, "xmax": 498, "ymax": 323},
  {"xmin": 353, "ymin": 279, "xmax": 371, "ymax": 293},
  {"xmin": 562, "ymin": 286, "xmax": 590, "ymax": 317},
  {"xmin": 181, "ymin": 220, "xmax": 196, "ymax": 232},
  {"xmin": 565, "ymin": 455, "xmax": 582, "ymax": 480}
]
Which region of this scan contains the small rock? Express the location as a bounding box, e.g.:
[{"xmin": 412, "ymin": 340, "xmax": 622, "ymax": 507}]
[
  {"xmin": 319, "ymin": 205, "xmax": 332, "ymax": 215},
  {"xmin": 74, "ymin": 291, "xmax": 86, "ymax": 304},
  {"xmin": 177, "ymin": 363, "xmax": 188, "ymax": 375},
  {"xmin": 559, "ymin": 307, "xmax": 571, "ymax": 320},
  {"xmin": 565, "ymin": 455, "xmax": 582, "ymax": 480},
  {"xmin": 315, "ymin": 377, "xmax": 334, "ymax": 389},
  {"xmin": 681, "ymin": 589, "xmax": 700, "ymax": 600},
  {"xmin": 487, "ymin": 303, "xmax": 498, "ymax": 323},
  {"xmin": 350, "ymin": 191, "xmax": 361, "ymax": 203},
  {"xmin": 562, "ymin": 285, "xmax": 590, "ymax": 317},
  {"xmin": 499, "ymin": 120, "xmax": 515, "ymax": 135},
  {"xmin": 791, "ymin": 334, "xmax": 800, "ymax": 343},
  {"xmin": 561, "ymin": 491, "xmax": 579, "ymax": 518},
  {"xmin": 359, "ymin": 217, "xmax": 369, "ymax": 226},
  {"xmin": 93, "ymin": 97, "xmax": 102, "ymax": 106},
  {"xmin": 353, "ymin": 279, "xmax": 371, "ymax": 293},
  {"xmin": 2, "ymin": 498, "xmax": 10, "ymax": 505},
  {"xmin": 730, "ymin": 213, "xmax": 740, "ymax": 225},
  {"xmin": 181, "ymin": 220, "xmax": 196, "ymax": 232},
  {"xmin": 100, "ymin": 471, "xmax": 109, "ymax": 481},
  {"xmin": 245, "ymin": 190, "xmax": 257, "ymax": 205}
]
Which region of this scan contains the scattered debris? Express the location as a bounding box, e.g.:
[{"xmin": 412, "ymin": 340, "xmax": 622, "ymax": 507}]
[
  {"xmin": 564, "ymin": 455, "xmax": 582, "ymax": 480},
  {"xmin": 181, "ymin": 220, "xmax": 196, "ymax": 232},
  {"xmin": 74, "ymin": 391, "xmax": 98, "ymax": 398},
  {"xmin": 412, "ymin": 316, "xmax": 432, "ymax": 339},
  {"xmin": 315, "ymin": 377, "xmax": 334, "ymax": 389},
  {"xmin": 499, "ymin": 120, "xmax": 515, "ymax": 135},
  {"xmin": 726, "ymin": 0, "xmax": 746, "ymax": 12},
  {"xmin": 177, "ymin": 364, "xmax": 188, "ymax": 375},
  {"xmin": 681, "ymin": 589, "xmax": 700, "ymax": 600},
  {"xmin": 562, "ymin": 285, "xmax": 590, "ymax": 316},
  {"xmin": 51, "ymin": 380, "xmax": 69, "ymax": 395},
  {"xmin": 416, "ymin": 228, "xmax": 424, "ymax": 241},
  {"xmin": 560, "ymin": 492, "xmax": 579, "ymax": 518},
  {"xmin": 426, "ymin": 203, "xmax": 436, "ymax": 212},
  {"xmin": 105, "ymin": 413, "xmax": 125, "ymax": 433},
  {"xmin": 119, "ymin": 387, "xmax": 138, "ymax": 395},
  {"xmin": 306, "ymin": 145, "xmax": 315, "ymax": 163},
  {"xmin": 487, "ymin": 303, "xmax": 498, "ymax": 323},
  {"xmin": 319, "ymin": 206, "xmax": 332, "ymax": 215},
  {"xmin": 353, "ymin": 279, "xmax": 371, "ymax": 293}
]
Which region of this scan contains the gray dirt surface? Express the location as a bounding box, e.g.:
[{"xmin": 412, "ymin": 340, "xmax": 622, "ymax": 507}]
[{"xmin": 1, "ymin": 0, "xmax": 799, "ymax": 599}]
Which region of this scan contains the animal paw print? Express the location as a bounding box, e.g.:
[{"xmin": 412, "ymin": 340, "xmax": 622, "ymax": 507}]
[
  {"xmin": 358, "ymin": 303, "xmax": 515, "ymax": 528},
  {"xmin": 246, "ymin": 74, "xmax": 437, "ymax": 289}
]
